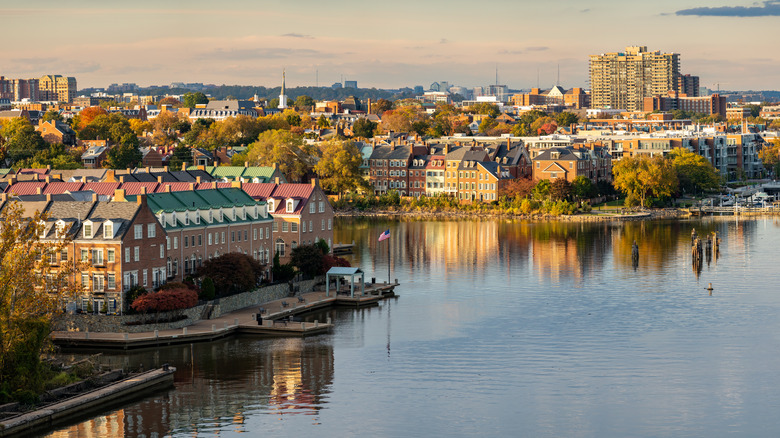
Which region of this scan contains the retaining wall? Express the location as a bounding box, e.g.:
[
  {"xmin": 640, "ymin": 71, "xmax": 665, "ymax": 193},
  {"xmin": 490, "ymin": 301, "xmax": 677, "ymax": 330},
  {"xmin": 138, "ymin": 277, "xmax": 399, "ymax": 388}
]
[{"xmin": 52, "ymin": 278, "xmax": 322, "ymax": 333}]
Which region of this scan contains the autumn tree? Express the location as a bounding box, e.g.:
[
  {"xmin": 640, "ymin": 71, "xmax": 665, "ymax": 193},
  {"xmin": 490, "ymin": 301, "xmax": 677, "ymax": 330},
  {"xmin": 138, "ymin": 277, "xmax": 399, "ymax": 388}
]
[
  {"xmin": 499, "ymin": 178, "xmax": 536, "ymax": 199},
  {"xmin": 72, "ymin": 106, "xmax": 108, "ymax": 131},
  {"xmin": 759, "ymin": 139, "xmax": 780, "ymax": 177},
  {"xmin": 237, "ymin": 129, "xmax": 316, "ymax": 182},
  {"xmin": 571, "ymin": 175, "xmax": 596, "ymax": 201},
  {"xmin": 667, "ymin": 147, "xmax": 720, "ymax": 195},
  {"xmin": 372, "ymin": 98, "xmax": 393, "ymax": 114},
  {"xmin": 555, "ymin": 112, "xmax": 579, "ymax": 127},
  {"xmin": 41, "ymin": 110, "xmax": 63, "ymax": 123},
  {"xmin": 0, "ymin": 117, "xmax": 49, "ymax": 166},
  {"xmin": 612, "ymin": 155, "xmax": 678, "ymax": 208},
  {"xmin": 196, "ymin": 253, "xmax": 265, "ymax": 296},
  {"xmin": 158, "ymin": 96, "xmax": 182, "ymax": 107},
  {"xmin": 295, "ymin": 95, "xmax": 315, "ymax": 110},
  {"xmin": 0, "ymin": 201, "xmax": 81, "ymax": 401},
  {"xmin": 317, "ymin": 115, "xmax": 331, "ymax": 129},
  {"xmin": 468, "ymin": 102, "xmax": 500, "ymax": 118},
  {"xmin": 129, "ymin": 118, "xmax": 153, "ymax": 136},
  {"xmin": 550, "ymin": 178, "xmax": 573, "ymax": 201},
  {"xmin": 314, "ymin": 140, "xmax": 368, "ymax": 198}
]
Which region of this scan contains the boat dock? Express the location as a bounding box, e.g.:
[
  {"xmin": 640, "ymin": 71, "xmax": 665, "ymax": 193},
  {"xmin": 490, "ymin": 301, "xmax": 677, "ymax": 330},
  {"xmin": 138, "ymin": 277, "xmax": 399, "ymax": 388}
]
[
  {"xmin": 331, "ymin": 242, "xmax": 355, "ymax": 255},
  {"xmin": 51, "ymin": 282, "xmax": 398, "ymax": 350}
]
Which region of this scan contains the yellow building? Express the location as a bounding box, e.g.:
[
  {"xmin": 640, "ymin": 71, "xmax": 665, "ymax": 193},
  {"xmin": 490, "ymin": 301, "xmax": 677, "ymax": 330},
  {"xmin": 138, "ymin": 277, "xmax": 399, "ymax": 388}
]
[{"xmin": 39, "ymin": 74, "xmax": 77, "ymax": 103}]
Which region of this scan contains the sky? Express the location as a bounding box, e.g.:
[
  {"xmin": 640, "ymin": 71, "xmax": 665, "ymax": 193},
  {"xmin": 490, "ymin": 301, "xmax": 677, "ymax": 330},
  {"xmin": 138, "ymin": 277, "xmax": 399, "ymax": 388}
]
[{"xmin": 2, "ymin": 0, "xmax": 779, "ymax": 91}]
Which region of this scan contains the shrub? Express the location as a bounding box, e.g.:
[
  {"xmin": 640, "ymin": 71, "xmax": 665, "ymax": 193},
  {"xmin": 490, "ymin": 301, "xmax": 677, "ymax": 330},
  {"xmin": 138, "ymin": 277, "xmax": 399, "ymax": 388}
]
[
  {"xmin": 124, "ymin": 286, "xmax": 148, "ymax": 314},
  {"xmin": 200, "ymin": 277, "xmax": 216, "ymax": 301},
  {"xmin": 131, "ymin": 288, "xmax": 198, "ymax": 313},
  {"xmin": 196, "ymin": 252, "xmax": 265, "ymax": 296}
]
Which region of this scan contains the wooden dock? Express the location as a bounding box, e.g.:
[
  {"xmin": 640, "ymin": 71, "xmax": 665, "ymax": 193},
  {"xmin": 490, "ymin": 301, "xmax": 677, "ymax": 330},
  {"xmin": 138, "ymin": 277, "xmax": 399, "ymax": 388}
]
[
  {"xmin": 332, "ymin": 242, "xmax": 355, "ymax": 255},
  {"xmin": 51, "ymin": 282, "xmax": 398, "ymax": 350}
]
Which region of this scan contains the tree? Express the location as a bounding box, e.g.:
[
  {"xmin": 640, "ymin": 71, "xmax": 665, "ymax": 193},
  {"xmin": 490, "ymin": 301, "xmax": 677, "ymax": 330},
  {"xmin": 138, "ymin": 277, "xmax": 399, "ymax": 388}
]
[
  {"xmin": 0, "ymin": 118, "xmax": 49, "ymax": 165},
  {"xmin": 613, "ymin": 155, "xmax": 678, "ymax": 208},
  {"xmin": 468, "ymin": 102, "xmax": 500, "ymax": 118},
  {"xmin": 759, "ymin": 139, "xmax": 780, "ymax": 177},
  {"xmin": 239, "ymin": 130, "xmax": 316, "ymax": 182},
  {"xmin": 295, "ymin": 95, "xmax": 315, "ymax": 110},
  {"xmin": 196, "ymin": 253, "xmax": 265, "ymax": 296},
  {"xmin": 181, "ymin": 92, "xmax": 209, "ymax": 108},
  {"xmin": 571, "ymin": 176, "xmax": 595, "ymax": 201},
  {"xmin": 290, "ymin": 244, "xmax": 325, "ymax": 277},
  {"xmin": 478, "ymin": 117, "xmax": 498, "ymax": 134},
  {"xmin": 317, "ymin": 115, "xmax": 331, "ymax": 129},
  {"xmin": 372, "ymin": 98, "xmax": 393, "ymax": 114},
  {"xmin": 41, "ymin": 110, "xmax": 63, "ymax": 123},
  {"xmin": 550, "ymin": 178, "xmax": 573, "ymax": 201},
  {"xmin": 158, "ymin": 97, "xmax": 182, "ymax": 107},
  {"xmin": 667, "ymin": 147, "xmax": 720, "ymax": 195},
  {"xmin": 555, "ymin": 112, "xmax": 579, "ymax": 127},
  {"xmin": 168, "ymin": 145, "xmax": 192, "ymax": 170},
  {"xmin": 283, "ymin": 109, "xmax": 302, "ymax": 127},
  {"xmin": 499, "ymin": 178, "xmax": 536, "ymax": 200},
  {"xmin": 352, "ymin": 118, "xmax": 377, "ymax": 138},
  {"xmin": 0, "ymin": 201, "xmax": 81, "ymax": 401},
  {"xmin": 532, "ymin": 179, "xmax": 551, "ymax": 200},
  {"xmin": 104, "ymin": 140, "xmax": 142, "ymax": 169},
  {"xmin": 18, "ymin": 143, "xmax": 82, "ymax": 170},
  {"xmin": 314, "ymin": 140, "xmax": 368, "ymax": 198}
]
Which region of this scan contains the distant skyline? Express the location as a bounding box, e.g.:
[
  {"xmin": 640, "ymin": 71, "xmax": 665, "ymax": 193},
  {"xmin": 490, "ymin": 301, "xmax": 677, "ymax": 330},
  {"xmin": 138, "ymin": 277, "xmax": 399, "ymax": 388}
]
[{"xmin": 2, "ymin": 0, "xmax": 779, "ymax": 91}]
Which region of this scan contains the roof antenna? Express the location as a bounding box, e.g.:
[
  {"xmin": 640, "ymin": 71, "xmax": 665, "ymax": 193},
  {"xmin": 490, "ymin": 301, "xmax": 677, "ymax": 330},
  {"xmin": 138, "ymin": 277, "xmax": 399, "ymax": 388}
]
[{"xmin": 557, "ymin": 64, "xmax": 560, "ymax": 87}]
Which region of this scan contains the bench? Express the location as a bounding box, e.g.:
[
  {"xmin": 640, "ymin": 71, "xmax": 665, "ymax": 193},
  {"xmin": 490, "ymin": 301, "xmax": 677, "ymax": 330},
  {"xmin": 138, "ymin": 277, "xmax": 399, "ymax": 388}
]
[
  {"xmin": 281, "ymin": 301, "xmax": 289, "ymax": 308},
  {"xmin": 297, "ymin": 296, "xmax": 306, "ymax": 304}
]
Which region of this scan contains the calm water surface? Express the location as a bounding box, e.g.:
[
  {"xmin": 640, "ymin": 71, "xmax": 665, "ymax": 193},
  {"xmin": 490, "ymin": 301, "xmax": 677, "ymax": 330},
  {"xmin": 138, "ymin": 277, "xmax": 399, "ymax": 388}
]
[{"xmin": 48, "ymin": 217, "xmax": 780, "ymax": 437}]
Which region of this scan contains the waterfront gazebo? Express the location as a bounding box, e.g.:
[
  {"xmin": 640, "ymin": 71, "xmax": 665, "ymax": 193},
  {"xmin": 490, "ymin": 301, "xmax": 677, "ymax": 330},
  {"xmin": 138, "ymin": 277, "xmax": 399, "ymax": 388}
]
[{"xmin": 325, "ymin": 267, "xmax": 365, "ymax": 298}]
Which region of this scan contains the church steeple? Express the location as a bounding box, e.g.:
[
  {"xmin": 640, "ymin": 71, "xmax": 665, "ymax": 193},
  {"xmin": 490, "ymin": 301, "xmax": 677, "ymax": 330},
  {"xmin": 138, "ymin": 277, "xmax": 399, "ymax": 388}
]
[{"xmin": 278, "ymin": 69, "xmax": 288, "ymax": 109}]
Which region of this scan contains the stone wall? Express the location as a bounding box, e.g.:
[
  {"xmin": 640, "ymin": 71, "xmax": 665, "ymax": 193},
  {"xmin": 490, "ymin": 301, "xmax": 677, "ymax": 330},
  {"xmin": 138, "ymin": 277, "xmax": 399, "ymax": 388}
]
[{"xmin": 52, "ymin": 277, "xmax": 323, "ymax": 333}]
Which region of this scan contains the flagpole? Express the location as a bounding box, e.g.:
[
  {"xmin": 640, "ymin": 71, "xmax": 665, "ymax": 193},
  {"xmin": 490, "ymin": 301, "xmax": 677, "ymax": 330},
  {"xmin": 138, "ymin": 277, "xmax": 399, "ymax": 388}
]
[{"xmin": 387, "ymin": 237, "xmax": 391, "ymax": 284}]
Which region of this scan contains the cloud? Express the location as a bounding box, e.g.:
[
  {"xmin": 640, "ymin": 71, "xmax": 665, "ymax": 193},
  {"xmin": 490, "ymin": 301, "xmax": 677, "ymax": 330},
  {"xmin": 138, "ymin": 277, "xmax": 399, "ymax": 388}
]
[
  {"xmin": 198, "ymin": 47, "xmax": 331, "ymax": 61},
  {"xmin": 281, "ymin": 33, "xmax": 314, "ymax": 39},
  {"xmin": 498, "ymin": 50, "xmax": 524, "ymax": 55},
  {"xmin": 439, "ymin": 38, "xmax": 449, "ymax": 44},
  {"xmin": 676, "ymin": 0, "xmax": 780, "ymax": 16},
  {"xmin": 580, "ymin": 8, "xmax": 590, "ymax": 13},
  {"xmin": 526, "ymin": 46, "xmax": 549, "ymax": 52}
]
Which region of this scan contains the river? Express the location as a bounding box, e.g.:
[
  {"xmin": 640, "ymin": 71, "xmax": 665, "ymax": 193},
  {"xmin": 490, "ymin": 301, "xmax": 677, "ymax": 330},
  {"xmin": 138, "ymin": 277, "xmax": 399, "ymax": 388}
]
[{"xmin": 47, "ymin": 216, "xmax": 780, "ymax": 437}]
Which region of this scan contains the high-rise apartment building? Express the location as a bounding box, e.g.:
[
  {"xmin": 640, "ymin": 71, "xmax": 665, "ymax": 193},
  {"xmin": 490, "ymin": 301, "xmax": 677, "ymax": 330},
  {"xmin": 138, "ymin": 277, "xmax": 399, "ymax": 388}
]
[
  {"xmin": 589, "ymin": 46, "xmax": 680, "ymax": 111},
  {"xmin": 39, "ymin": 74, "xmax": 77, "ymax": 103},
  {"xmin": 0, "ymin": 77, "xmax": 41, "ymax": 101},
  {"xmin": 677, "ymin": 74, "xmax": 700, "ymax": 97}
]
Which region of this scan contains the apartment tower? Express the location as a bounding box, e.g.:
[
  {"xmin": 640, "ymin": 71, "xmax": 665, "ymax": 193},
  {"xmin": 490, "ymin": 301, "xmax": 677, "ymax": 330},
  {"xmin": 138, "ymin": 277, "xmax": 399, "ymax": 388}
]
[{"xmin": 589, "ymin": 46, "xmax": 680, "ymax": 111}]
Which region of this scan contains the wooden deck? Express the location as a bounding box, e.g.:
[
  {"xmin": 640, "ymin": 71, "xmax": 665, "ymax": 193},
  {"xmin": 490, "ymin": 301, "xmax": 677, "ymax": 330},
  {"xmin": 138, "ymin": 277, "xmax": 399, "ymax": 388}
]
[{"xmin": 51, "ymin": 282, "xmax": 398, "ymax": 350}]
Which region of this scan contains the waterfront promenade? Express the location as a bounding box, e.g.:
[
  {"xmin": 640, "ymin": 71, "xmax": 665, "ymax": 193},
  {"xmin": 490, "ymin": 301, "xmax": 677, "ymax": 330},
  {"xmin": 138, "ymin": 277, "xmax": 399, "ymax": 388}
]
[{"xmin": 52, "ymin": 283, "xmax": 398, "ymax": 350}]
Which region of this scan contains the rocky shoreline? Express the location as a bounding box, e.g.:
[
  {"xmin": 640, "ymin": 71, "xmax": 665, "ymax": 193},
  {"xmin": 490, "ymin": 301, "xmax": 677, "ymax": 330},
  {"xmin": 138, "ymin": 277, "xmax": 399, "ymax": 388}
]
[{"xmin": 334, "ymin": 208, "xmax": 689, "ymax": 221}]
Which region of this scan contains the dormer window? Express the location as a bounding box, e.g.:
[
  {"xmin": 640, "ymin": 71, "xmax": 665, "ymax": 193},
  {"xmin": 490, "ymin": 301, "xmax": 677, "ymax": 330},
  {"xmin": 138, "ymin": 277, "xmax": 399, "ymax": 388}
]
[
  {"xmin": 103, "ymin": 221, "xmax": 113, "ymax": 239},
  {"xmin": 194, "ymin": 211, "xmax": 200, "ymax": 224},
  {"xmin": 208, "ymin": 210, "xmax": 213, "ymax": 222},
  {"xmin": 55, "ymin": 220, "xmax": 66, "ymax": 238},
  {"xmin": 39, "ymin": 221, "xmax": 47, "ymax": 238},
  {"xmin": 184, "ymin": 212, "xmax": 189, "ymax": 226},
  {"xmin": 83, "ymin": 221, "xmax": 93, "ymax": 239},
  {"xmin": 286, "ymin": 200, "xmax": 294, "ymax": 213},
  {"xmin": 268, "ymin": 199, "xmax": 275, "ymax": 212}
]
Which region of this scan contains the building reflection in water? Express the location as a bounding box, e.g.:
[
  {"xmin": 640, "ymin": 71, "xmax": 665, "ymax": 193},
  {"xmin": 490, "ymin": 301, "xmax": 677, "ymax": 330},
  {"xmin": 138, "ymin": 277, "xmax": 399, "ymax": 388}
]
[{"xmin": 46, "ymin": 337, "xmax": 334, "ymax": 437}]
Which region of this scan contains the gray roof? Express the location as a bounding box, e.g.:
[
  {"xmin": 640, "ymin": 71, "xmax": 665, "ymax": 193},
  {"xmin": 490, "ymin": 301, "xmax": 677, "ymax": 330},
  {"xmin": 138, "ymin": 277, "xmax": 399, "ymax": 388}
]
[
  {"xmin": 47, "ymin": 201, "xmax": 96, "ymax": 221},
  {"xmin": 368, "ymin": 144, "xmax": 413, "ymax": 160},
  {"xmin": 205, "ymin": 100, "xmax": 257, "ymax": 111},
  {"xmin": 533, "ymin": 147, "xmax": 588, "ymax": 162}
]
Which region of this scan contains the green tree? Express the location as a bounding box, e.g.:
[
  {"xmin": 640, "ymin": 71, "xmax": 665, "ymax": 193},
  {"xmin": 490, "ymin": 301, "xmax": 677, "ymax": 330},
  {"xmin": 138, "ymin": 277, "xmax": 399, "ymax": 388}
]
[
  {"xmin": 469, "ymin": 102, "xmax": 500, "ymax": 118},
  {"xmin": 314, "ymin": 140, "xmax": 368, "ymax": 198},
  {"xmin": 532, "ymin": 179, "xmax": 551, "ymax": 200},
  {"xmin": 352, "ymin": 118, "xmax": 377, "ymax": 138},
  {"xmin": 105, "ymin": 139, "xmax": 142, "ymax": 169},
  {"xmin": 478, "ymin": 117, "xmax": 498, "ymax": 134},
  {"xmin": 239, "ymin": 130, "xmax": 316, "ymax": 182},
  {"xmin": 168, "ymin": 145, "xmax": 192, "ymax": 169},
  {"xmin": 317, "ymin": 115, "xmax": 331, "ymax": 129},
  {"xmin": 555, "ymin": 112, "xmax": 579, "ymax": 127},
  {"xmin": 290, "ymin": 244, "xmax": 325, "ymax": 277},
  {"xmin": 295, "ymin": 95, "xmax": 315, "ymax": 110},
  {"xmin": 613, "ymin": 155, "xmax": 678, "ymax": 208},
  {"xmin": 182, "ymin": 92, "xmax": 209, "ymax": 108},
  {"xmin": 571, "ymin": 175, "xmax": 595, "ymax": 201},
  {"xmin": 372, "ymin": 98, "xmax": 393, "ymax": 114},
  {"xmin": 18, "ymin": 143, "xmax": 82, "ymax": 170},
  {"xmin": 667, "ymin": 147, "xmax": 720, "ymax": 195},
  {"xmin": 41, "ymin": 110, "xmax": 63, "ymax": 123},
  {"xmin": 283, "ymin": 109, "xmax": 302, "ymax": 127},
  {"xmin": 1, "ymin": 118, "xmax": 49, "ymax": 165}
]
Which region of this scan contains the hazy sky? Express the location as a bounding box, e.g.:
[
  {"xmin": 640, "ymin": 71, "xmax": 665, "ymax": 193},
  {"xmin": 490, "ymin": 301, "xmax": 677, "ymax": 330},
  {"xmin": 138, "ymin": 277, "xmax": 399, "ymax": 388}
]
[{"xmin": 2, "ymin": 0, "xmax": 779, "ymax": 91}]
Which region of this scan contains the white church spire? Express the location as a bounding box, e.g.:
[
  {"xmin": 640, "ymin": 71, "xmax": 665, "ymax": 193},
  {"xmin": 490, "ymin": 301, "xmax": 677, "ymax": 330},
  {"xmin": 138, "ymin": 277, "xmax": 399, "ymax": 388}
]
[{"xmin": 278, "ymin": 69, "xmax": 288, "ymax": 109}]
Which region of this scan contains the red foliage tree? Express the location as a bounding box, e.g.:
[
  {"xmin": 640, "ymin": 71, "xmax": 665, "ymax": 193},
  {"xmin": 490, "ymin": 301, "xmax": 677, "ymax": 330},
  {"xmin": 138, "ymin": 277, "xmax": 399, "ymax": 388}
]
[
  {"xmin": 76, "ymin": 106, "xmax": 109, "ymax": 130},
  {"xmin": 131, "ymin": 288, "xmax": 198, "ymax": 313},
  {"xmin": 323, "ymin": 255, "xmax": 351, "ymax": 272}
]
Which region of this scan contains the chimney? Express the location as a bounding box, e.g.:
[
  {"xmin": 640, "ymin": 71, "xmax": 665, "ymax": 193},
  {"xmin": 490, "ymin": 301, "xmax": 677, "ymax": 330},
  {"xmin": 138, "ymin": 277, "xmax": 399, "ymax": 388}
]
[
  {"xmin": 181, "ymin": 162, "xmax": 187, "ymax": 171},
  {"xmin": 165, "ymin": 184, "xmax": 172, "ymax": 193},
  {"xmin": 106, "ymin": 169, "xmax": 115, "ymax": 182},
  {"xmin": 244, "ymin": 161, "xmax": 249, "ymax": 167},
  {"xmin": 45, "ymin": 175, "xmax": 52, "ymax": 183},
  {"xmin": 189, "ymin": 183, "xmax": 196, "ymax": 191},
  {"xmin": 275, "ymin": 177, "xmax": 280, "ymax": 185},
  {"xmin": 46, "ymin": 193, "xmax": 52, "ymax": 202},
  {"xmin": 141, "ymin": 186, "xmax": 147, "ymax": 195},
  {"xmin": 311, "ymin": 178, "xmax": 317, "ymax": 187},
  {"xmin": 36, "ymin": 187, "xmax": 43, "ymax": 195},
  {"xmin": 197, "ymin": 165, "xmax": 205, "ymax": 171},
  {"xmin": 444, "ymin": 144, "xmax": 450, "ymax": 155},
  {"xmin": 212, "ymin": 181, "xmax": 218, "ymax": 189},
  {"xmin": 507, "ymin": 138, "xmax": 511, "ymax": 151},
  {"xmin": 214, "ymin": 160, "xmax": 219, "ymax": 167},
  {"xmin": 137, "ymin": 194, "xmax": 146, "ymax": 206},
  {"xmin": 81, "ymin": 176, "xmax": 87, "ymax": 183},
  {"xmin": 157, "ymin": 176, "xmax": 163, "ymax": 183},
  {"xmin": 92, "ymin": 193, "xmax": 99, "ymax": 202},
  {"xmin": 196, "ymin": 176, "xmax": 202, "ymax": 184},
  {"xmin": 164, "ymin": 165, "xmax": 169, "ymax": 172},
  {"xmin": 232, "ymin": 180, "xmax": 242, "ymax": 189},
  {"xmin": 46, "ymin": 165, "xmax": 51, "ymax": 171},
  {"xmin": 119, "ymin": 175, "xmax": 126, "ymax": 183},
  {"xmin": 145, "ymin": 166, "xmax": 150, "ymax": 173}
]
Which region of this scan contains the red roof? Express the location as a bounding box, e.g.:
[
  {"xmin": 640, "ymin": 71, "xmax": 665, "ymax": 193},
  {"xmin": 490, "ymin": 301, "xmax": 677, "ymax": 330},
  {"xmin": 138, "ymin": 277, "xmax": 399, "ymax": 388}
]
[
  {"xmin": 241, "ymin": 183, "xmax": 276, "ymax": 200},
  {"xmin": 6, "ymin": 182, "xmax": 46, "ymax": 195},
  {"xmin": 156, "ymin": 182, "xmax": 195, "ymax": 193},
  {"xmin": 43, "ymin": 182, "xmax": 84, "ymax": 194},
  {"xmin": 83, "ymin": 182, "xmax": 121, "ymax": 196},
  {"xmin": 269, "ymin": 184, "xmax": 315, "ymax": 215},
  {"xmin": 16, "ymin": 168, "xmax": 50, "ymax": 176},
  {"xmin": 120, "ymin": 182, "xmax": 159, "ymax": 195}
]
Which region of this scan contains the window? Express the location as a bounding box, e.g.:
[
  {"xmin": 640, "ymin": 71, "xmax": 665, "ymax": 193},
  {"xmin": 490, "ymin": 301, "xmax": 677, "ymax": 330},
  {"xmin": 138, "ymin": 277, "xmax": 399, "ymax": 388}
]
[
  {"xmin": 265, "ymin": 227, "xmax": 269, "ymax": 239},
  {"xmin": 282, "ymin": 222, "xmax": 288, "ymax": 232},
  {"xmin": 287, "ymin": 200, "xmax": 294, "ymax": 213},
  {"xmin": 291, "ymin": 241, "xmax": 297, "ymax": 250},
  {"xmin": 231, "ymin": 231, "xmax": 235, "ymax": 242},
  {"xmin": 302, "ymin": 221, "xmax": 307, "ymax": 233},
  {"xmin": 83, "ymin": 223, "xmax": 93, "ymax": 239},
  {"xmin": 209, "ymin": 233, "xmax": 213, "ymax": 245},
  {"xmin": 173, "ymin": 236, "xmax": 178, "ymax": 249},
  {"xmin": 244, "ymin": 230, "xmax": 248, "ymax": 241},
  {"xmin": 328, "ymin": 219, "xmax": 331, "ymax": 230},
  {"xmin": 321, "ymin": 219, "xmax": 325, "ymax": 231},
  {"xmin": 160, "ymin": 245, "xmax": 164, "ymax": 259},
  {"xmin": 134, "ymin": 224, "xmax": 142, "ymax": 239},
  {"xmin": 273, "ymin": 222, "xmax": 278, "ymax": 232},
  {"xmin": 309, "ymin": 220, "xmax": 313, "ymax": 232},
  {"xmin": 147, "ymin": 223, "xmax": 156, "ymax": 238},
  {"xmin": 310, "ymin": 203, "xmax": 315, "ymax": 214},
  {"xmin": 125, "ymin": 248, "xmax": 130, "ymax": 263},
  {"xmin": 275, "ymin": 239, "xmax": 285, "ymax": 257},
  {"xmin": 61, "ymin": 249, "xmax": 68, "ymax": 261},
  {"xmin": 107, "ymin": 273, "xmax": 115, "ymax": 290},
  {"xmin": 198, "ymin": 235, "xmax": 202, "ymax": 246},
  {"xmin": 291, "ymin": 222, "xmax": 298, "ymax": 232},
  {"xmin": 184, "ymin": 236, "xmax": 189, "ymax": 248},
  {"xmin": 134, "ymin": 246, "xmax": 139, "ymax": 262},
  {"xmin": 143, "ymin": 269, "xmax": 148, "ymax": 287},
  {"xmin": 107, "ymin": 249, "xmax": 115, "ymax": 263},
  {"xmin": 253, "ymin": 229, "xmax": 257, "ymax": 240},
  {"xmin": 166, "ymin": 237, "xmax": 171, "ymax": 250},
  {"xmin": 319, "ymin": 202, "xmax": 324, "ymax": 213},
  {"xmin": 81, "ymin": 273, "xmax": 89, "ymax": 291},
  {"xmin": 81, "ymin": 249, "xmax": 89, "ymax": 262},
  {"xmin": 104, "ymin": 222, "xmax": 113, "ymax": 239},
  {"xmin": 221, "ymin": 232, "xmax": 225, "ymax": 244},
  {"xmin": 93, "ymin": 274, "xmax": 104, "ymax": 292}
]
